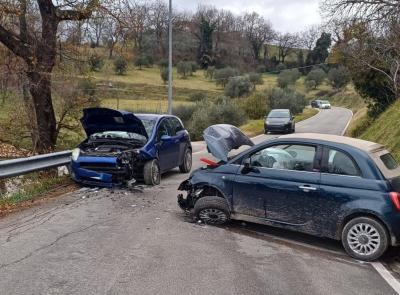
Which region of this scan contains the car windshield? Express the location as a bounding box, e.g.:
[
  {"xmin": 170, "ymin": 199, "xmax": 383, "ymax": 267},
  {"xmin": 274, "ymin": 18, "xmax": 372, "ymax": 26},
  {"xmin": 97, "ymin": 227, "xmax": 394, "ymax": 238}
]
[
  {"xmin": 268, "ymin": 111, "xmax": 290, "ymax": 118},
  {"xmin": 322, "ymin": 101, "xmax": 330, "ymax": 104},
  {"xmin": 140, "ymin": 118, "xmax": 157, "ymax": 137},
  {"xmin": 90, "ymin": 131, "xmax": 147, "ymax": 142}
]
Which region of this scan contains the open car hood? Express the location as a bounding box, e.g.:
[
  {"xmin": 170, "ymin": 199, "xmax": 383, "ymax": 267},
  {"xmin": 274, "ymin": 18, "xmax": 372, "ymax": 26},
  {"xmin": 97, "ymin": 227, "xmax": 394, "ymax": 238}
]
[
  {"xmin": 203, "ymin": 124, "xmax": 254, "ymax": 162},
  {"xmin": 81, "ymin": 108, "xmax": 148, "ymax": 138}
]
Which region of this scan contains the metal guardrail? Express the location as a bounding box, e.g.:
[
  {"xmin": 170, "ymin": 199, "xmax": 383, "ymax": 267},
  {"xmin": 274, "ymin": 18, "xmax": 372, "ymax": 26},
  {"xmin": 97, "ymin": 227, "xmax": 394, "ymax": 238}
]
[{"xmin": 0, "ymin": 151, "xmax": 72, "ymax": 179}]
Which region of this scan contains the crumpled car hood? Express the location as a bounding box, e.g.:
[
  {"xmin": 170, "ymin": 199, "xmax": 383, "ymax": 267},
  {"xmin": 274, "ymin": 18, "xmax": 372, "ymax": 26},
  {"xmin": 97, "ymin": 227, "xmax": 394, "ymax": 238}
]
[
  {"xmin": 203, "ymin": 124, "xmax": 254, "ymax": 162},
  {"xmin": 81, "ymin": 108, "xmax": 148, "ymax": 138}
]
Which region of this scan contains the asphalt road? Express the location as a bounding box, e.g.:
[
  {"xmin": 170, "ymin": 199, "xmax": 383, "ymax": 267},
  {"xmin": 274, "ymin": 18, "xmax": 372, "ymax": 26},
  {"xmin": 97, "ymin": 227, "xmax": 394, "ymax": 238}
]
[{"xmin": 0, "ymin": 107, "xmax": 397, "ymax": 295}]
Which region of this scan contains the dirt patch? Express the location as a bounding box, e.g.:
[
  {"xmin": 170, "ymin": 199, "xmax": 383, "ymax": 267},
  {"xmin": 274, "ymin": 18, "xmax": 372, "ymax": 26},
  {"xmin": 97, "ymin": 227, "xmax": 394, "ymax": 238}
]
[{"xmin": 0, "ymin": 183, "xmax": 78, "ymax": 218}]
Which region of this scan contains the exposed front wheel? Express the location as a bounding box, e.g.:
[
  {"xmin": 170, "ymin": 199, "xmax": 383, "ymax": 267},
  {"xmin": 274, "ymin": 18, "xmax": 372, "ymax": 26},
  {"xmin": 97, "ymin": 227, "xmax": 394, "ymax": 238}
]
[
  {"xmin": 179, "ymin": 148, "xmax": 192, "ymax": 173},
  {"xmin": 341, "ymin": 217, "xmax": 389, "ymax": 261},
  {"xmin": 143, "ymin": 159, "xmax": 161, "ymax": 186},
  {"xmin": 193, "ymin": 196, "xmax": 230, "ymax": 225}
]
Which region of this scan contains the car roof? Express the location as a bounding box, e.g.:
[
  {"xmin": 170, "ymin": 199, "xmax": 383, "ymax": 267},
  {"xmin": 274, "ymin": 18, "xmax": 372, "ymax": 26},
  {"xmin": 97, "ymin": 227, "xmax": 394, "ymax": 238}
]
[
  {"xmin": 270, "ymin": 109, "xmax": 290, "ymax": 112},
  {"xmin": 280, "ymin": 133, "xmax": 383, "ymax": 153}
]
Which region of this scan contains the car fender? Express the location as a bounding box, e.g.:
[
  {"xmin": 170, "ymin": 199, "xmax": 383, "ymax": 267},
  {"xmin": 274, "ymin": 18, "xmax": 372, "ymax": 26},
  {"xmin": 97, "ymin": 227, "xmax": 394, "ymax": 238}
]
[{"xmin": 336, "ymin": 202, "xmax": 394, "ymax": 240}]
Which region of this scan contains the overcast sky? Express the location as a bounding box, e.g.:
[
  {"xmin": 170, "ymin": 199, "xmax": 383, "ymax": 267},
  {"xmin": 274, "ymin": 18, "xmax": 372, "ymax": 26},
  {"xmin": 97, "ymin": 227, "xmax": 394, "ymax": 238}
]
[{"xmin": 173, "ymin": 0, "xmax": 322, "ymax": 33}]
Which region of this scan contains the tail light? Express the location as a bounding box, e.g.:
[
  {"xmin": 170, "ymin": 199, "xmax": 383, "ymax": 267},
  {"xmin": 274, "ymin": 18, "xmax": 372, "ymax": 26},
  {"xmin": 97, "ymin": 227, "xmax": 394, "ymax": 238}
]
[
  {"xmin": 200, "ymin": 158, "xmax": 219, "ymax": 167},
  {"xmin": 390, "ymin": 192, "xmax": 400, "ymax": 211}
]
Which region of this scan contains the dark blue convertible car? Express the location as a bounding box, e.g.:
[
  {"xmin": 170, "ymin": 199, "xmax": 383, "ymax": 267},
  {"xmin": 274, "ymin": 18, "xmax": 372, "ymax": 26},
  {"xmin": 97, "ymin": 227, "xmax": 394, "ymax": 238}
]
[
  {"xmin": 178, "ymin": 125, "xmax": 400, "ymax": 261},
  {"xmin": 71, "ymin": 108, "xmax": 192, "ymax": 187}
]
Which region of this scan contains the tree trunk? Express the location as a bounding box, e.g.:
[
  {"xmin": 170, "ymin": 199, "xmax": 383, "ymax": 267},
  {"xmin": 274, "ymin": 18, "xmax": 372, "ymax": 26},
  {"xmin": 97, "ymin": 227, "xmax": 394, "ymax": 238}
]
[
  {"xmin": 21, "ymin": 74, "xmax": 39, "ymax": 151},
  {"xmin": 26, "ymin": 70, "xmax": 57, "ymax": 153}
]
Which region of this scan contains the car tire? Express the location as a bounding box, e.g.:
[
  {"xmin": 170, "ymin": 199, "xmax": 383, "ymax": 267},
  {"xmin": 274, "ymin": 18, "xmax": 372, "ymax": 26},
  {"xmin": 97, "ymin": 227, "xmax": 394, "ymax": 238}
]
[
  {"xmin": 143, "ymin": 159, "xmax": 161, "ymax": 186},
  {"xmin": 179, "ymin": 148, "xmax": 192, "ymax": 173},
  {"xmin": 194, "ymin": 196, "xmax": 230, "ymax": 225},
  {"xmin": 292, "ymin": 125, "xmax": 296, "ymax": 133},
  {"xmin": 341, "ymin": 216, "xmax": 389, "ymax": 261}
]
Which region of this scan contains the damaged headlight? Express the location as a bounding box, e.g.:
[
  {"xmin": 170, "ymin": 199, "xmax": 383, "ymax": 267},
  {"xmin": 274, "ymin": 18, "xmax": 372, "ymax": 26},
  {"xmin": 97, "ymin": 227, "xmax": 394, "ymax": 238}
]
[{"xmin": 71, "ymin": 148, "xmax": 81, "ymax": 161}]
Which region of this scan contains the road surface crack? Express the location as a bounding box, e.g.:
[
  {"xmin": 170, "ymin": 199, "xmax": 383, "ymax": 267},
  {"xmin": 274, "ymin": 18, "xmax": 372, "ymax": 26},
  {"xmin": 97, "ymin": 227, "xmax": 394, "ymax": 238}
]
[{"xmin": 0, "ymin": 218, "xmax": 114, "ymax": 270}]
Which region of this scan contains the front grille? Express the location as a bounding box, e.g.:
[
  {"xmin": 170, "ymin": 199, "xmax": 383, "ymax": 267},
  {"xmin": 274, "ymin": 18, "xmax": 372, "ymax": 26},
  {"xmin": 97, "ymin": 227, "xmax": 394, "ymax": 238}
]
[{"xmin": 79, "ymin": 162, "xmax": 126, "ymax": 174}]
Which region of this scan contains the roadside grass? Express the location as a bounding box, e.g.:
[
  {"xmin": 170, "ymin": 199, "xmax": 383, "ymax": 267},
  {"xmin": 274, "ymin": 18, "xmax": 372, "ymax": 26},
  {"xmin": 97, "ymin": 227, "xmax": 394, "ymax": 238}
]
[
  {"xmin": 240, "ymin": 108, "xmax": 319, "ymax": 137},
  {"xmin": 93, "ymin": 63, "xmax": 223, "ymax": 92},
  {"xmin": 101, "ymin": 98, "xmax": 194, "ymax": 113},
  {"xmin": 0, "ymin": 174, "xmax": 73, "ymax": 214},
  {"xmin": 358, "ymin": 100, "xmax": 400, "ymax": 161}
]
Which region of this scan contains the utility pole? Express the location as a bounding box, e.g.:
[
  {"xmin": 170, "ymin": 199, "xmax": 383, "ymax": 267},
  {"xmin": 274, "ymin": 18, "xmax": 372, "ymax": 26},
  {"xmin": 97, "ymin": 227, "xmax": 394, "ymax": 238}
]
[{"xmin": 167, "ymin": 0, "xmax": 173, "ymax": 114}]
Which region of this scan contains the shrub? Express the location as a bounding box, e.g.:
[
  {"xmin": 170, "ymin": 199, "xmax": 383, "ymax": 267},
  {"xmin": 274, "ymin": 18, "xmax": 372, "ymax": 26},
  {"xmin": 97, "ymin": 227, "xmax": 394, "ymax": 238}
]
[
  {"xmin": 215, "ymin": 67, "xmax": 239, "ymax": 87},
  {"xmin": 177, "ymin": 61, "xmax": 193, "ymax": 79},
  {"xmin": 275, "ymin": 63, "xmax": 287, "ymax": 73},
  {"xmin": 204, "ymin": 66, "xmax": 216, "ymax": 80},
  {"xmin": 267, "ymin": 88, "xmax": 307, "ymax": 114},
  {"xmin": 188, "ymin": 99, "xmax": 247, "ymax": 140},
  {"xmin": 88, "ymin": 54, "xmax": 104, "ymax": 72},
  {"xmin": 277, "ymin": 69, "xmax": 301, "ymax": 88},
  {"xmin": 224, "ymin": 76, "xmax": 252, "ymax": 98},
  {"xmin": 134, "ymin": 55, "xmax": 150, "ymax": 70},
  {"xmin": 190, "ymin": 61, "xmax": 199, "ymax": 73},
  {"xmin": 172, "ymin": 104, "xmax": 198, "ymax": 127},
  {"xmin": 256, "ymin": 65, "xmax": 266, "ymax": 73},
  {"xmin": 189, "ymin": 92, "xmax": 207, "ymax": 102},
  {"xmin": 160, "ymin": 68, "xmax": 169, "ymax": 84},
  {"xmin": 79, "ymin": 78, "xmax": 97, "ymax": 98},
  {"xmin": 240, "ymin": 93, "xmax": 270, "ymax": 119},
  {"xmin": 305, "ymin": 68, "xmax": 326, "ymax": 88},
  {"xmin": 305, "ymin": 80, "xmax": 317, "ymax": 91},
  {"xmin": 114, "ymin": 57, "xmax": 128, "ymax": 75},
  {"xmin": 328, "ymin": 66, "xmax": 351, "ymax": 89},
  {"xmin": 248, "ymin": 72, "xmax": 264, "ymax": 90},
  {"xmin": 158, "ymin": 58, "xmax": 168, "ymax": 69}
]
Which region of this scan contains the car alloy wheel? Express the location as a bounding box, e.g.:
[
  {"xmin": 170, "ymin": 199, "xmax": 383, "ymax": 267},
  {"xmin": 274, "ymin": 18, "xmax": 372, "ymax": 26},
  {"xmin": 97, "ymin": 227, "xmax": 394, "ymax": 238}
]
[
  {"xmin": 346, "ymin": 223, "xmax": 381, "ymax": 256},
  {"xmin": 184, "ymin": 150, "xmax": 192, "ymax": 171},
  {"xmin": 151, "ymin": 161, "xmax": 161, "ymax": 184},
  {"xmin": 198, "ymin": 208, "xmax": 228, "ymax": 224}
]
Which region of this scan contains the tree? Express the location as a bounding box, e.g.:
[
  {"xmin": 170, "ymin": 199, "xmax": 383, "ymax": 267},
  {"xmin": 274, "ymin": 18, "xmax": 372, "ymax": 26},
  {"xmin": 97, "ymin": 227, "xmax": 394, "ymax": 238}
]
[
  {"xmin": 276, "ymin": 33, "xmax": 298, "ymax": 63},
  {"xmin": 114, "ymin": 57, "xmax": 128, "ymax": 75},
  {"xmin": 305, "ymin": 68, "xmax": 326, "ymax": 88},
  {"xmin": 298, "ymin": 25, "xmax": 321, "ymax": 51},
  {"xmin": 149, "ymin": 0, "xmax": 168, "ymax": 57},
  {"xmin": 191, "ymin": 6, "xmax": 217, "ymax": 67},
  {"xmin": 224, "ymin": 76, "xmax": 252, "ymax": 98},
  {"xmin": 0, "ymin": 0, "xmax": 99, "ymax": 152},
  {"xmin": 160, "ymin": 67, "xmax": 168, "ymax": 84},
  {"xmin": 267, "ymin": 88, "xmax": 308, "ymax": 114},
  {"xmin": 306, "ymin": 33, "xmax": 332, "ymax": 66},
  {"xmin": 135, "ymin": 55, "xmax": 149, "ymax": 70},
  {"xmin": 177, "ymin": 61, "xmax": 193, "ymax": 79},
  {"xmin": 214, "ymin": 67, "xmax": 239, "ymax": 87},
  {"xmin": 242, "ymin": 12, "xmax": 274, "ymax": 62},
  {"xmin": 277, "ymin": 69, "xmax": 301, "ymax": 88},
  {"xmin": 328, "ymin": 66, "xmax": 351, "ymax": 89},
  {"xmin": 248, "ymin": 73, "xmax": 264, "ymax": 90}
]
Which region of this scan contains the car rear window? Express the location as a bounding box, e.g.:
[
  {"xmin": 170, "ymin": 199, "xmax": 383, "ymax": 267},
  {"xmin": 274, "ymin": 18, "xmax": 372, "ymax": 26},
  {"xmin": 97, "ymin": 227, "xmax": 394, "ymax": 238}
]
[{"xmin": 380, "ymin": 153, "xmax": 399, "ymax": 170}]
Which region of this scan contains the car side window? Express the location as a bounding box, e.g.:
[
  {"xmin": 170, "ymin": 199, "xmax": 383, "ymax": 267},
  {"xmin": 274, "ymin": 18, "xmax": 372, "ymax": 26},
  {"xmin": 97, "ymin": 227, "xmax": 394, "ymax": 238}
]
[
  {"xmin": 169, "ymin": 118, "xmax": 184, "ymax": 134},
  {"xmin": 157, "ymin": 120, "xmax": 172, "ymax": 141},
  {"xmin": 249, "ymin": 144, "xmax": 316, "ymax": 172},
  {"xmin": 327, "ymin": 149, "xmax": 361, "ymax": 176}
]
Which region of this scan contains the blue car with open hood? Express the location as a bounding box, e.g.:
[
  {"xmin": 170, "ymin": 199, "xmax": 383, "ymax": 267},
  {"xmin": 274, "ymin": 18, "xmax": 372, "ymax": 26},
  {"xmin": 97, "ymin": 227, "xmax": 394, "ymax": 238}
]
[
  {"xmin": 71, "ymin": 108, "xmax": 192, "ymax": 187},
  {"xmin": 178, "ymin": 124, "xmax": 400, "ymax": 261}
]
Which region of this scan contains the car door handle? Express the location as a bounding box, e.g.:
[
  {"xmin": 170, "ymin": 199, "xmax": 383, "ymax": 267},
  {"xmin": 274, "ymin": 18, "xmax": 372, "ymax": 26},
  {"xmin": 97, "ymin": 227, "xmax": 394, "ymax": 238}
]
[{"xmin": 299, "ymin": 185, "xmax": 317, "ymax": 192}]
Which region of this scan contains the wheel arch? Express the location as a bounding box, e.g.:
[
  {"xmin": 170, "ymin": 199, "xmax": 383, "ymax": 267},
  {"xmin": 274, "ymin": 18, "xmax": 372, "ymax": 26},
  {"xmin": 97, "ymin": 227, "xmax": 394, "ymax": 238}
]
[
  {"xmin": 338, "ymin": 211, "xmax": 393, "ymax": 244},
  {"xmin": 194, "ymin": 184, "xmax": 232, "ymax": 210}
]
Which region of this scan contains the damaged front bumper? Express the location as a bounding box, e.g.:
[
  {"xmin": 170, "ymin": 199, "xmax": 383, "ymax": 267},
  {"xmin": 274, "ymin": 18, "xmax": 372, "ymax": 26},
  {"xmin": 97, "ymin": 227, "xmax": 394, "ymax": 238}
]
[
  {"xmin": 71, "ymin": 156, "xmax": 135, "ymax": 187},
  {"xmin": 177, "ymin": 179, "xmax": 204, "ymax": 211}
]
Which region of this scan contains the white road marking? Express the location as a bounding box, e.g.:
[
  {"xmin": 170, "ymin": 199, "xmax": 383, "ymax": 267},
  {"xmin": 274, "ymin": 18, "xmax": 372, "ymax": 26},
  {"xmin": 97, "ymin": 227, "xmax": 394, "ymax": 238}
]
[
  {"xmin": 341, "ymin": 108, "xmax": 354, "ymax": 136},
  {"xmin": 372, "ymin": 262, "xmax": 400, "ymax": 295}
]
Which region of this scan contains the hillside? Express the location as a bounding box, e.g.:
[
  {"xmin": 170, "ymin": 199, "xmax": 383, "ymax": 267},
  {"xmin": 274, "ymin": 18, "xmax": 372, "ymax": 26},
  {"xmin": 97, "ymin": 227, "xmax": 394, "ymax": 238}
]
[{"xmin": 357, "ymin": 100, "xmax": 400, "ymax": 161}]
